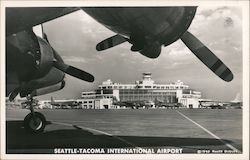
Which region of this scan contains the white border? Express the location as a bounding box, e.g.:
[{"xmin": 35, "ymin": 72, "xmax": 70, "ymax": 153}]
[{"xmin": 1, "ymin": 1, "xmax": 249, "ymax": 160}]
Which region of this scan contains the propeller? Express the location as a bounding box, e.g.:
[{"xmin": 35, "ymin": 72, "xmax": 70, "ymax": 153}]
[
  {"xmin": 96, "ymin": 34, "xmax": 161, "ymax": 58},
  {"xmin": 96, "ymin": 34, "xmax": 128, "ymax": 51},
  {"xmin": 41, "ymin": 24, "xmax": 94, "ymax": 83},
  {"xmin": 53, "ymin": 61, "xmax": 94, "ymax": 82},
  {"xmin": 181, "ymin": 31, "xmax": 233, "ymax": 82}
]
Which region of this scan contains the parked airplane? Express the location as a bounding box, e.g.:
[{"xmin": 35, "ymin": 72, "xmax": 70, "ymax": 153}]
[
  {"xmin": 49, "ymin": 97, "xmax": 78, "ymax": 108},
  {"xmin": 199, "ymin": 93, "xmax": 242, "ymax": 109},
  {"xmin": 6, "ymin": 7, "xmax": 234, "ymax": 133},
  {"xmin": 113, "ymin": 100, "xmax": 154, "ymax": 109}
]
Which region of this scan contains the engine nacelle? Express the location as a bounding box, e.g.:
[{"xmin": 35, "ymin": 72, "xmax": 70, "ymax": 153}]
[
  {"xmin": 7, "ymin": 30, "xmax": 56, "ymax": 82},
  {"xmin": 19, "ymin": 67, "xmax": 65, "ymax": 97},
  {"xmin": 30, "ymin": 80, "xmax": 65, "ymax": 97}
]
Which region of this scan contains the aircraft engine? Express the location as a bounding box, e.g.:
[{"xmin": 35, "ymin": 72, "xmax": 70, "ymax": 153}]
[
  {"xmin": 7, "ymin": 30, "xmax": 55, "ymax": 82},
  {"xmin": 7, "ymin": 29, "xmax": 94, "ymax": 100},
  {"xmin": 18, "ymin": 66, "xmax": 65, "ymax": 98}
]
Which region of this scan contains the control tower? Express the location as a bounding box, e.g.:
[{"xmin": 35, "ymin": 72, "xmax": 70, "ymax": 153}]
[{"xmin": 142, "ymin": 72, "xmax": 154, "ymax": 85}]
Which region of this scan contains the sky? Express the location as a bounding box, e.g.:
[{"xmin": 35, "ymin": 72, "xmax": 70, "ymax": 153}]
[{"xmin": 36, "ymin": 6, "xmax": 242, "ymax": 101}]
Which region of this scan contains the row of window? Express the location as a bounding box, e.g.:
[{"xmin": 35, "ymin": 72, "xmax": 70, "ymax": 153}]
[
  {"xmin": 81, "ymin": 105, "xmax": 94, "ymax": 108},
  {"xmin": 120, "ymin": 96, "xmax": 177, "ymax": 103},
  {"xmin": 82, "ymin": 93, "xmax": 95, "ymax": 96},
  {"xmin": 183, "ymin": 90, "xmax": 201, "ymax": 95},
  {"xmin": 96, "ymin": 96, "xmax": 112, "ymax": 99},
  {"xmin": 99, "ymin": 85, "xmax": 188, "ymax": 90},
  {"xmin": 120, "ymin": 92, "xmax": 176, "ymax": 95},
  {"xmin": 120, "ymin": 95, "xmax": 176, "ymax": 100},
  {"xmin": 81, "ymin": 95, "xmax": 113, "ymax": 99},
  {"xmin": 78, "ymin": 101, "xmax": 93, "ymax": 104}
]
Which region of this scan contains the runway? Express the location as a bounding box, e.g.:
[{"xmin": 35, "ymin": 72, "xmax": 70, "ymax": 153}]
[{"xmin": 6, "ymin": 108, "xmax": 242, "ymax": 154}]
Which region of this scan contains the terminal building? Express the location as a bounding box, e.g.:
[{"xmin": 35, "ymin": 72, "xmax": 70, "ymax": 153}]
[{"xmin": 80, "ymin": 73, "xmax": 201, "ymax": 109}]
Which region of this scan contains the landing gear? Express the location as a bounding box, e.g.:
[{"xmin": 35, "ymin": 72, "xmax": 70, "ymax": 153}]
[
  {"xmin": 24, "ymin": 112, "xmax": 46, "ymax": 133},
  {"xmin": 23, "ymin": 96, "xmax": 46, "ymax": 133}
]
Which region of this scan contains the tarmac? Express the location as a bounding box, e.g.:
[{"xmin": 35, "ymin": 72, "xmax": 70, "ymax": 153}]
[{"xmin": 5, "ymin": 108, "xmax": 242, "ymax": 154}]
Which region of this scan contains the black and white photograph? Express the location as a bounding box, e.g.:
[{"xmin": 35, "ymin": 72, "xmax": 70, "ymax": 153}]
[{"xmin": 1, "ymin": 0, "xmax": 249, "ymax": 160}]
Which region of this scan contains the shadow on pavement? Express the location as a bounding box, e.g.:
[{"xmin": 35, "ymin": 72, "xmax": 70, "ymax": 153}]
[{"xmin": 6, "ymin": 120, "xmax": 234, "ymax": 153}]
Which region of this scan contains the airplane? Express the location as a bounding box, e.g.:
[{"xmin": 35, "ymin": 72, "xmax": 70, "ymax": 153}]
[
  {"xmin": 154, "ymin": 99, "xmax": 184, "ymax": 108},
  {"xmin": 199, "ymin": 94, "xmax": 242, "ymax": 109},
  {"xmin": 82, "ymin": 7, "xmax": 234, "ymax": 82},
  {"xmin": 199, "ymin": 101, "xmax": 242, "ymax": 109},
  {"xmin": 49, "ymin": 97, "xmax": 79, "ymax": 108},
  {"xmin": 6, "ymin": 7, "xmax": 94, "ymax": 133},
  {"xmin": 113, "ymin": 100, "xmax": 154, "ymax": 109},
  {"xmin": 5, "ymin": 7, "xmax": 234, "ymax": 133}
]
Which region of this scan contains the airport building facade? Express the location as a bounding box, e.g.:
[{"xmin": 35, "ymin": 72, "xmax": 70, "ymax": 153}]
[{"xmin": 80, "ymin": 73, "xmax": 201, "ymax": 109}]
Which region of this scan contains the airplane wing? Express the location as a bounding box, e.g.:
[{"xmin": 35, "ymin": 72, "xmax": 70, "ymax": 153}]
[{"xmin": 6, "ymin": 7, "xmax": 80, "ymax": 35}]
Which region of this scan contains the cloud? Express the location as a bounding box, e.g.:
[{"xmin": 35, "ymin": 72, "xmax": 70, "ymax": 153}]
[
  {"xmin": 189, "ymin": 6, "xmax": 242, "ymax": 65},
  {"xmin": 37, "ymin": 7, "xmax": 243, "ymax": 101},
  {"xmin": 191, "ymin": 6, "xmax": 242, "ymax": 36},
  {"xmin": 62, "ymin": 56, "xmax": 87, "ymax": 63},
  {"xmin": 168, "ymin": 45, "xmax": 191, "ymax": 59}
]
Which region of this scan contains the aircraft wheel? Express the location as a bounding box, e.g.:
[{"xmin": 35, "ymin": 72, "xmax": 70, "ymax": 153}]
[{"xmin": 24, "ymin": 112, "xmax": 46, "ymax": 133}]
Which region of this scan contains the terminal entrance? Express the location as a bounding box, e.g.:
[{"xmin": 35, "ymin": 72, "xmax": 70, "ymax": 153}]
[{"xmin": 104, "ymin": 105, "xmax": 109, "ymax": 109}]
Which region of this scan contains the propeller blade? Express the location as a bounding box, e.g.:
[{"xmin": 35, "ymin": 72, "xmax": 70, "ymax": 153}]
[
  {"xmin": 41, "ymin": 24, "xmax": 49, "ymax": 43},
  {"xmin": 40, "ymin": 24, "xmax": 94, "ymax": 82},
  {"xmin": 96, "ymin": 34, "xmax": 128, "ymax": 51},
  {"xmin": 181, "ymin": 31, "xmax": 233, "ymax": 82},
  {"xmin": 9, "ymin": 87, "xmax": 20, "ymax": 101},
  {"xmin": 53, "ymin": 62, "xmax": 94, "ymax": 82}
]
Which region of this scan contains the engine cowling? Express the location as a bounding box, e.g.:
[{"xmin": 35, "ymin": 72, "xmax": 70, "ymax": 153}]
[
  {"xmin": 6, "ymin": 30, "xmax": 66, "ymax": 98},
  {"xmin": 30, "ymin": 80, "xmax": 65, "ymax": 97},
  {"xmin": 7, "ymin": 29, "xmax": 94, "ymax": 99},
  {"xmin": 7, "ymin": 30, "xmax": 55, "ymax": 83},
  {"xmin": 34, "ymin": 36, "xmax": 55, "ymax": 78}
]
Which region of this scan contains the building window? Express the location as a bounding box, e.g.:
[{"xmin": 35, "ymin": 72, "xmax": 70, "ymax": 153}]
[
  {"xmin": 145, "ymin": 86, "xmax": 151, "ymax": 88},
  {"xmin": 89, "ymin": 101, "xmax": 93, "ymax": 103},
  {"xmin": 103, "ymin": 90, "xmax": 113, "ymax": 94}
]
